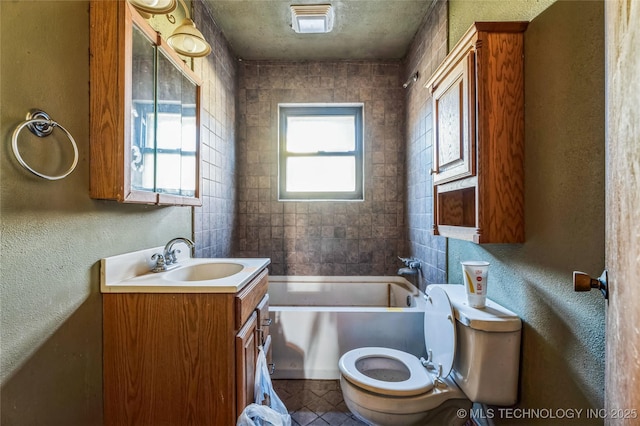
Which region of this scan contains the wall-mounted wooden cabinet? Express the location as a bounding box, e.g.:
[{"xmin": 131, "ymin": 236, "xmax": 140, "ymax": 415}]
[
  {"xmin": 90, "ymin": 1, "xmax": 202, "ymax": 206},
  {"xmin": 426, "ymin": 22, "xmax": 528, "ymax": 243}
]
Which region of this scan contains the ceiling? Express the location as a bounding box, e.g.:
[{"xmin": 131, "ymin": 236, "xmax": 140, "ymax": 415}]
[{"xmin": 203, "ymin": 0, "xmax": 433, "ymax": 61}]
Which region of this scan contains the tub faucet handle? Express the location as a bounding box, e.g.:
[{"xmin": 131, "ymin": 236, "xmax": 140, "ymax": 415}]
[{"xmin": 398, "ymin": 256, "xmax": 421, "ymax": 270}]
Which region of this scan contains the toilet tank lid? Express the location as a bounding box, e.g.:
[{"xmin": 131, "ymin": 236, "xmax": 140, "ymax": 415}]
[{"xmin": 428, "ymin": 285, "xmax": 522, "ymax": 332}]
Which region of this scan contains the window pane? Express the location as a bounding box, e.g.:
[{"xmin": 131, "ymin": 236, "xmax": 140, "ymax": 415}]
[
  {"xmin": 286, "ymin": 157, "xmax": 356, "ymax": 192},
  {"xmin": 287, "ymin": 116, "xmax": 355, "ymax": 153},
  {"xmin": 156, "ymin": 112, "xmax": 182, "ymax": 149},
  {"xmin": 156, "ymin": 152, "xmax": 182, "ymax": 194}
]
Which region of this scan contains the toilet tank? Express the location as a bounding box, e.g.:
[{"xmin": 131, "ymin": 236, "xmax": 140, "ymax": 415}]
[{"xmin": 430, "ymin": 285, "xmax": 522, "ymax": 406}]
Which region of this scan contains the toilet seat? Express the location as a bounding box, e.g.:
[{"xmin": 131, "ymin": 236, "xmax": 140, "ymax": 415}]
[
  {"xmin": 338, "ymin": 286, "xmax": 457, "ymax": 397},
  {"xmin": 339, "ymin": 347, "xmax": 434, "ymax": 396}
]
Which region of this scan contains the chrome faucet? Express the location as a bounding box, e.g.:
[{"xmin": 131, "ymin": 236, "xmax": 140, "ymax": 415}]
[
  {"xmin": 150, "ymin": 237, "xmax": 196, "ymax": 272},
  {"xmin": 397, "ymin": 256, "xmax": 422, "ymax": 279},
  {"xmin": 163, "ymin": 237, "xmax": 195, "ymax": 265}
]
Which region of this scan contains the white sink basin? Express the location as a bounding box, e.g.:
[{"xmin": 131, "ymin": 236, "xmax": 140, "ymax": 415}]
[
  {"xmin": 101, "ymin": 248, "xmax": 270, "ymax": 293},
  {"xmin": 166, "ymin": 262, "xmax": 244, "ymax": 282}
]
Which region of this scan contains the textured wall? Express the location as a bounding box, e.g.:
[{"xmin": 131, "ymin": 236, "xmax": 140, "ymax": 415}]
[
  {"xmin": 449, "ymin": 0, "xmax": 555, "ymax": 51},
  {"xmin": 0, "ymin": 1, "xmax": 209, "ymax": 424},
  {"xmin": 447, "ymin": 0, "xmax": 606, "ymax": 422},
  {"xmin": 192, "ymin": 0, "xmax": 238, "ymax": 258},
  {"xmin": 403, "ymin": 0, "xmax": 448, "ymax": 288},
  {"xmin": 234, "ymin": 61, "xmax": 406, "ymax": 275}
]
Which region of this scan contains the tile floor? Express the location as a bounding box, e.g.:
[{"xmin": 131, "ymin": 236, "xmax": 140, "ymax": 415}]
[
  {"xmin": 272, "ymin": 379, "xmax": 478, "ymax": 426},
  {"xmin": 273, "ymin": 380, "xmax": 368, "ymax": 426}
]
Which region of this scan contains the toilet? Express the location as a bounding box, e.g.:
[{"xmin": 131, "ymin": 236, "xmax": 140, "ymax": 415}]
[{"xmin": 338, "ymin": 284, "xmax": 522, "ymax": 426}]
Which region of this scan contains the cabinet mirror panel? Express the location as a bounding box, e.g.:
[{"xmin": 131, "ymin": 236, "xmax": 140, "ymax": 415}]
[
  {"xmin": 131, "ymin": 25, "xmax": 156, "ymax": 193},
  {"xmin": 129, "ymin": 22, "xmax": 200, "ymax": 201},
  {"xmin": 156, "ymin": 49, "xmax": 197, "ymax": 197}
]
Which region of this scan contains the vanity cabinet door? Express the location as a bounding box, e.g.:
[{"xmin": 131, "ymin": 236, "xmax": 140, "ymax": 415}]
[
  {"xmin": 103, "ymin": 293, "xmax": 235, "ymax": 426},
  {"xmin": 236, "ymin": 311, "xmax": 258, "ymax": 416}
]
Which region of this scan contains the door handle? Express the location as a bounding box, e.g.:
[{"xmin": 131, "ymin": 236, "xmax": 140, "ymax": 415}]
[{"xmin": 573, "ymin": 270, "xmax": 608, "ymax": 299}]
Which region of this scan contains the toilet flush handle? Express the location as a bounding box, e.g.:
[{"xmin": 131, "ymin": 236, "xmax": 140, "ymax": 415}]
[{"xmin": 573, "ymin": 270, "xmax": 608, "ymax": 300}]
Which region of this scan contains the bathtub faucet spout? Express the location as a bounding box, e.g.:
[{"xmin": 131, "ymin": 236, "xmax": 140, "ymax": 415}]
[{"xmin": 398, "ymin": 267, "xmax": 417, "ymax": 276}]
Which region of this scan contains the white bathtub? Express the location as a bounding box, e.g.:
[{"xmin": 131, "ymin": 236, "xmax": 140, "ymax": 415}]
[{"xmin": 268, "ymin": 276, "xmax": 427, "ymax": 380}]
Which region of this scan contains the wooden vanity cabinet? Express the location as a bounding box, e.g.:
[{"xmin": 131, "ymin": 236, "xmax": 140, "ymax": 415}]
[
  {"xmin": 426, "ymin": 22, "xmax": 528, "ymax": 243},
  {"xmin": 103, "ymin": 269, "xmax": 270, "ymax": 425}
]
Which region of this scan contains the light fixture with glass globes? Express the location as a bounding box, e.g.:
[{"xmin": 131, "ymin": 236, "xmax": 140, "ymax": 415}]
[
  {"xmin": 127, "ymin": 0, "xmax": 211, "ymax": 58},
  {"xmin": 167, "ymin": 15, "xmax": 212, "ymax": 57},
  {"xmin": 128, "ymin": 0, "xmax": 177, "ymax": 15}
]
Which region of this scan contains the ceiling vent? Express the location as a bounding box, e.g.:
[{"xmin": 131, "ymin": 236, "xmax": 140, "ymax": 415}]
[{"xmin": 290, "ymin": 4, "xmax": 334, "ymax": 34}]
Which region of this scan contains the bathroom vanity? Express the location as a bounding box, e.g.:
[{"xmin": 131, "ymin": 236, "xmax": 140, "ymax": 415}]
[{"xmin": 100, "ymin": 249, "xmax": 271, "ymax": 425}]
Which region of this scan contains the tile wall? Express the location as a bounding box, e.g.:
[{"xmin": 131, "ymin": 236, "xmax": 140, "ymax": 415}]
[
  {"xmin": 194, "ymin": 0, "xmax": 449, "ymax": 282},
  {"xmin": 234, "ymin": 61, "xmax": 406, "ymax": 275},
  {"xmin": 403, "ymin": 0, "xmax": 449, "ymax": 286},
  {"xmin": 192, "ymin": 0, "xmax": 238, "ymax": 258}
]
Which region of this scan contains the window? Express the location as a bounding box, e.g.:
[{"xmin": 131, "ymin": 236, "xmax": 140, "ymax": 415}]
[{"xmin": 279, "ymin": 105, "xmax": 364, "ymax": 200}]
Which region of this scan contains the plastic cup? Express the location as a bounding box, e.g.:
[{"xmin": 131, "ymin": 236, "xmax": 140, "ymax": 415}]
[{"xmin": 461, "ymin": 261, "xmax": 490, "ymax": 308}]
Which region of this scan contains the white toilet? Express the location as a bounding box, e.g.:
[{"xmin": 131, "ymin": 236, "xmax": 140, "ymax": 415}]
[{"xmin": 338, "ymin": 284, "xmax": 522, "ymax": 426}]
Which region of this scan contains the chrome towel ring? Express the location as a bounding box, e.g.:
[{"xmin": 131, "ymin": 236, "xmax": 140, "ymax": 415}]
[{"xmin": 11, "ymin": 109, "xmax": 79, "ymax": 181}]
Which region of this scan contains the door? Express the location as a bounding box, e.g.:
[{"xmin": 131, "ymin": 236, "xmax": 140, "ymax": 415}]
[{"xmin": 604, "ymin": 1, "xmax": 640, "ymax": 423}]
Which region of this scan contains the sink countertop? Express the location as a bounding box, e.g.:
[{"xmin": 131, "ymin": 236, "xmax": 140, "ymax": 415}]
[{"xmin": 101, "ymin": 247, "xmax": 270, "ymax": 294}]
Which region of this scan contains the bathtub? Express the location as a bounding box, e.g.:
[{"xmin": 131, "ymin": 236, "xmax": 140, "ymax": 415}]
[{"xmin": 268, "ymin": 276, "xmax": 427, "ymax": 380}]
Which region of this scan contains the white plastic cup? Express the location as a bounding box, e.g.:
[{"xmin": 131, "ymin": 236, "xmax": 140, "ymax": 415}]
[{"xmin": 461, "ymin": 261, "xmax": 490, "ymax": 308}]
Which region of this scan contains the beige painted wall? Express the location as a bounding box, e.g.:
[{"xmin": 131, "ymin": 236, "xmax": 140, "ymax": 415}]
[
  {"xmin": 447, "ymin": 0, "xmax": 605, "ymax": 423},
  {"xmin": 0, "ymin": 1, "xmax": 191, "ymax": 424}
]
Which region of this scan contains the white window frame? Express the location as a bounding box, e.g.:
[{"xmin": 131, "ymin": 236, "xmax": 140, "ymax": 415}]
[{"xmin": 278, "ymin": 103, "xmax": 364, "ymax": 201}]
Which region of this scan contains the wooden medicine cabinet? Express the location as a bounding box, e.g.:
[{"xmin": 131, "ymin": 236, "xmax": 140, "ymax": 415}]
[
  {"xmin": 426, "ymin": 22, "xmax": 528, "ymax": 243},
  {"xmin": 90, "ymin": 1, "xmax": 202, "ymax": 206}
]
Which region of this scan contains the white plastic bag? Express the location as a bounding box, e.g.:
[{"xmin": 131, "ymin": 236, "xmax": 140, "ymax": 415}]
[
  {"xmin": 236, "ymin": 404, "xmax": 288, "ymax": 426},
  {"xmin": 237, "ymin": 346, "xmax": 291, "ymax": 426}
]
